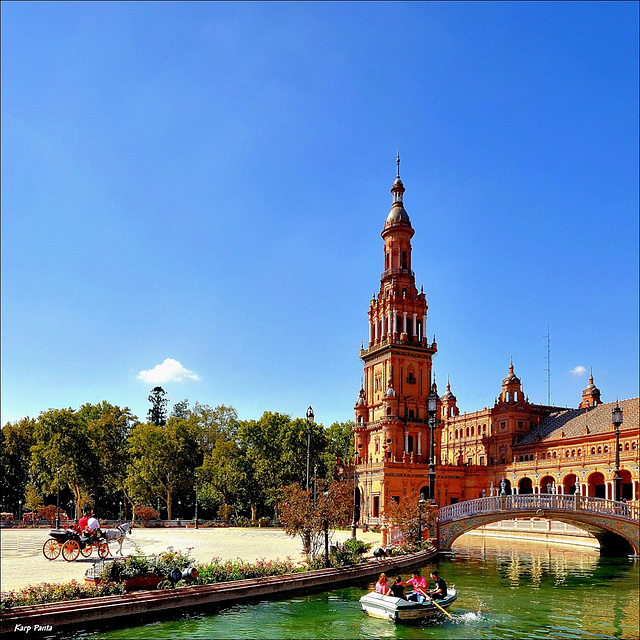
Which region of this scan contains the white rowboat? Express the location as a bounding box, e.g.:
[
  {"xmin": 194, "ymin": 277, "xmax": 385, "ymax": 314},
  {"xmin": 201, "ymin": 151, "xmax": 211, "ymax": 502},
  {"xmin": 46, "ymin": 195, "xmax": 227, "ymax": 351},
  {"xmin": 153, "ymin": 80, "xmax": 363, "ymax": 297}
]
[{"xmin": 360, "ymin": 588, "xmax": 458, "ymax": 622}]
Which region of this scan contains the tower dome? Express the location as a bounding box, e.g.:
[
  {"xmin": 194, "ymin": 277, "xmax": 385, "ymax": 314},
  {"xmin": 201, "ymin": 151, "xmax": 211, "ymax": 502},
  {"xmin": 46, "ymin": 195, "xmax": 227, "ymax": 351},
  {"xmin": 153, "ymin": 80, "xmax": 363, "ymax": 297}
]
[{"xmin": 384, "ymin": 152, "xmax": 412, "ymax": 228}]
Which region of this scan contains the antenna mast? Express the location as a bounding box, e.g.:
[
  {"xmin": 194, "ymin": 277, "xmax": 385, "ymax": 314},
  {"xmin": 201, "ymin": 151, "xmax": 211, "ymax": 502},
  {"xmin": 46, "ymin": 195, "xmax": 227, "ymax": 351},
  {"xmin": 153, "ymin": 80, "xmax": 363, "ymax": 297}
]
[{"xmin": 544, "ymin": 325, "xmax": 551, "ymax": 405}]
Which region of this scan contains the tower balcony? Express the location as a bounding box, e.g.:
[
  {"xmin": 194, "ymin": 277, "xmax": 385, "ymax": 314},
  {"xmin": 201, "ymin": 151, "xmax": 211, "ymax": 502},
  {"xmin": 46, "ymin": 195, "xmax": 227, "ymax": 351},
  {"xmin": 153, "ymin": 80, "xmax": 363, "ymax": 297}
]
[{"xmin": 381, "ymin": 267, "xmax": 415, "ymax": 281}]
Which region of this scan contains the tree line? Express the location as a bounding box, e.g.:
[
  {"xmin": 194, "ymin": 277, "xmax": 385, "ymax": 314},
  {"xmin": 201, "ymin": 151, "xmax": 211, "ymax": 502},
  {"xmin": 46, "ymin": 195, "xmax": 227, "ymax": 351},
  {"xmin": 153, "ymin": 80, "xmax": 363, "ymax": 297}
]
[{"xmin": 0, "ymin": 387, "xmax": 355, "ymax": 524}]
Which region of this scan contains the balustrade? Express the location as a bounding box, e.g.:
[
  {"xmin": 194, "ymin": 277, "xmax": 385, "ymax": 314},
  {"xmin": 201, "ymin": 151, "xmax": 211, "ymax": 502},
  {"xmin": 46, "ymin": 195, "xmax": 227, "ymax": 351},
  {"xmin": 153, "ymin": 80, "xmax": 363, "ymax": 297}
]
[{"xmin": 437, "ymin": 495, "xmax": 639, "ymax": 522}]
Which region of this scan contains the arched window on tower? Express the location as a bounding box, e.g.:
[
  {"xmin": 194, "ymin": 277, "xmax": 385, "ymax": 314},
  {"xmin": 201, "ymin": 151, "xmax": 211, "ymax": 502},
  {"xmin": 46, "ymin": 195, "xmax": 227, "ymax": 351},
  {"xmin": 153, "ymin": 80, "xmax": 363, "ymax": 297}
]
[{"xmin": 401, "ymin": 251, "xmax": 408, "ymax": 270}]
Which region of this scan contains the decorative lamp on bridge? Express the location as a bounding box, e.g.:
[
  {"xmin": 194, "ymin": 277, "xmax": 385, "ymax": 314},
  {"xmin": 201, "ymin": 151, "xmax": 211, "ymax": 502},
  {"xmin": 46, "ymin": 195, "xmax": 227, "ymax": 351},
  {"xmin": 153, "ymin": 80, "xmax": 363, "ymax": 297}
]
[{"xmin": 612, "ymin": 402, "xmax": 623, "ymax": 502}]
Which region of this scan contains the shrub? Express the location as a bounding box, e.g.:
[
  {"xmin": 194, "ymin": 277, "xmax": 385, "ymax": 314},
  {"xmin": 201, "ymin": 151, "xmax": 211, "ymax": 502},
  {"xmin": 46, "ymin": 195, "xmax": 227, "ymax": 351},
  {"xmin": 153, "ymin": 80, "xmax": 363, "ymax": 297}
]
[
  {"xmin": 218, "ymin": 504, "xmax": 235, "ymax": 523},
  {"xmin": 134, "ymin": 505, "xmax": 159, "ymax": 527},
  {"xmin": 1, "ymin": 580, "xmax": 124, "ymax": 610},
  {"xmin": 233, "ymin": 515, "xmax": 250, "ymax": 527},
  {"xmin": 341, "ymin": 538, "xmax": 371, "ymax": 555},
  {"xmin": 99, "ymin": 548, "xmax": 195, "ymax": 583},
  {"xmin": 194, "ymin": 557, "xmax": 303, "ymax": 585}
]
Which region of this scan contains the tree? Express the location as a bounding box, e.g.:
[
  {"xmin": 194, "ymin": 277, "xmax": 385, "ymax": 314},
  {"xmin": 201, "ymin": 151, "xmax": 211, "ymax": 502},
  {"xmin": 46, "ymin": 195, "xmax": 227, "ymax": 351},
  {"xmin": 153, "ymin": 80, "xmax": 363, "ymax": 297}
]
[
  {"xmin": 1, "ymin": 417, "xmax": 36, "ymax": 514},
  {"xmin": 323, "ymin": 421, "xmax": 355, "ymax": 478},
  {"xmin": 126, "ymin": 416, "xmax": 202, "ymax": 520},
  {"xmin": 24, "ymin": 482, "xmax": 43, "ymax": 516},
  {"xmin": 238, "ymin": 412, "xmax": 327, "ymax": 518},
  {"xmin": 30, "ymin": 408, "xmax": 98, "ymax": 519},
  {"xmin": 279, "ymin": 479, "xmax": 353, "ymax": 564},
  {"xmin": 386, "ymin": 494, "xmax": 435, "ymax": 547},
  {"xmin": 147, "ymin": 387, "xmax": 168, "ymax": 427},
  {"xmin": 81, "ymin": 402, "xmax": 138, "ymax": 519}
]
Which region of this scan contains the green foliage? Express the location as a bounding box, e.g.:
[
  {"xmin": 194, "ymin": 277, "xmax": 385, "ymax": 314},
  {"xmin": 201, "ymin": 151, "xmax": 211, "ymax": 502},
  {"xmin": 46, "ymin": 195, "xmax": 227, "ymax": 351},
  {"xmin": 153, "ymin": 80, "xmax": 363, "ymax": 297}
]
[
  {"xmin": 341, "ymin": 537, "xmax": 371, "ymax": 555},
  {"xmin": 194, "ymin": 557, "xmax": 303, "ymax": 585},
  {"xmin": 99, "ymin": 548, "xmax": 194, "ymax": 582},
  {"xmin": 24, "ymin": 482, "xmax": 43, "ymax": 513},
  {"xmin": 147, "ymin": 387, "xmax": 168, "ymax": 427},
  {"xmin": 1, "ymin": 580, "xmax": 124, "ymax": 609},
  {"xmin": 1, "ymin": 417, "xmax": 36, "ymax": 515},
  {"xmin": 322, "ymin": 421, "xmax": 355, "ymax": 478},
  {"xmin": 217, "ymin": 504, "xmax": 235, "ymax": 522}
]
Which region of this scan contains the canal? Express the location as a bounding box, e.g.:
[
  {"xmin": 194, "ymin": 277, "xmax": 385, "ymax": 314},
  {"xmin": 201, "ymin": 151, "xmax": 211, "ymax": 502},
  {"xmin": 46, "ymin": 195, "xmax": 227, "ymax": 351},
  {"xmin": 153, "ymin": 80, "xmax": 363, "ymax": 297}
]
[{"xmin": 71, "ymin": 537, "xmax": 638, "ymax": 639}]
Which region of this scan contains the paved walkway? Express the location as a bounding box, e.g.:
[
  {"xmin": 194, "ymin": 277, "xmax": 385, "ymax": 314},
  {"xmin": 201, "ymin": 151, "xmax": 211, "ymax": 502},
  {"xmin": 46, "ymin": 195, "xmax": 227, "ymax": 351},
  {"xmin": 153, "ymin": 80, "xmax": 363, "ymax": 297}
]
[{"xmin": 0, "ymin": 527, "xmax": 383, "ymax": 593}]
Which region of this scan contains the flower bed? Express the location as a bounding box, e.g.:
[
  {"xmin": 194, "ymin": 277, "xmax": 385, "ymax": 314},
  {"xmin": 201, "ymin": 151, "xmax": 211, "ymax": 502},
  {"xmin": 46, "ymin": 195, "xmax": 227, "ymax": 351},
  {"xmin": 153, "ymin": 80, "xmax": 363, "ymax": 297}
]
[{"xmin": 1, "ymin": 580, "xmax": 124, "ymax": 609}]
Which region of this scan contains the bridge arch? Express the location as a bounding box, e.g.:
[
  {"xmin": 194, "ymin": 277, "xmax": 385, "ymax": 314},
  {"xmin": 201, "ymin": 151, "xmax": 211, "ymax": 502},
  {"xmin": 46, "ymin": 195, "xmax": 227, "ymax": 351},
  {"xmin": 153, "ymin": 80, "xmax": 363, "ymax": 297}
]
[{"xmin": 437, "ymin": 495, "xmax": 638, "ymax": 557}]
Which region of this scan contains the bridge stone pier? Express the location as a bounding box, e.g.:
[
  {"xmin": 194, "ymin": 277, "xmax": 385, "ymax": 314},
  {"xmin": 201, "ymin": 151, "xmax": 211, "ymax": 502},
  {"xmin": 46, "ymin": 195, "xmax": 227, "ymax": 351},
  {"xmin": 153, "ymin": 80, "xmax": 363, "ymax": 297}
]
[{"xmin": 437, "ymin": 495, "xmax": 639, "ymax": 556}]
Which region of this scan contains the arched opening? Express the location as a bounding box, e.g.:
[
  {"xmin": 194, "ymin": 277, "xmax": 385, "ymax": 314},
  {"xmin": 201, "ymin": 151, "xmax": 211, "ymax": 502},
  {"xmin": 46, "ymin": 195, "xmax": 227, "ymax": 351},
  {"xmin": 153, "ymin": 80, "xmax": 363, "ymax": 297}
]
[
  {"xmin": 519, "ymin": 477, "xmax": 533, "ymax": 494},
  {"xmin": 502, "ymin": 479, "xmax": 512, "ymax": 495},
  {"xmin": 563, "ymin": 473, "xmax": 578, "ymax": 495},
  {"xmin": 401, "ymin": 250, "xmax": 408, "ymax": 269},
  {"xmin": 419, "ymin": 486, "xmax": 429, "ymax": 501},
  {"xmin": 540, "ymin": 475, "xmax": 555, "ymax": 494},
  {"xmin": 588, "ymin": 472, "xmax": 606, "ymax": 498},
  {"xmin": 620, "ymin": 470, "xmax": 633, "ymax": 501}
]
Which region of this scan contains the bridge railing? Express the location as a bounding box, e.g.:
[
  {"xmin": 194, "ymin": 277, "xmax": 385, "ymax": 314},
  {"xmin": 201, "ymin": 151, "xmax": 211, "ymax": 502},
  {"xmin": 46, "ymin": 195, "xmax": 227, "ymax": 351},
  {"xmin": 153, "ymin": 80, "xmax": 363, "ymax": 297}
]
[{"xmin": 438, "ymin": 495, "xmax": 639, "ymax": 522}]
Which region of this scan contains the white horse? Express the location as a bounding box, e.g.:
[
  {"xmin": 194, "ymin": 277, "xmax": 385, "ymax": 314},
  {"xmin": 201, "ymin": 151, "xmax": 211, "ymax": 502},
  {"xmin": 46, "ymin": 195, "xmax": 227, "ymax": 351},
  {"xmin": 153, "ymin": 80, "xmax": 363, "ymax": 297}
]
[{"xmin": 102, "ymin": 523, "xmax": 132, "ymax": 556}]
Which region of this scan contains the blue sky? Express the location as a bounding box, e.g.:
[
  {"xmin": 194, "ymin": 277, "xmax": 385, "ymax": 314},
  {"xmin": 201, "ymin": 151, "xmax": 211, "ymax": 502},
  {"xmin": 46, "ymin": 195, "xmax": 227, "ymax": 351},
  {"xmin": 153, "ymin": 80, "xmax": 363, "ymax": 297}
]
[{"xmin": 2, "ymin": 2, "xmax": 638, "ymax": 428}]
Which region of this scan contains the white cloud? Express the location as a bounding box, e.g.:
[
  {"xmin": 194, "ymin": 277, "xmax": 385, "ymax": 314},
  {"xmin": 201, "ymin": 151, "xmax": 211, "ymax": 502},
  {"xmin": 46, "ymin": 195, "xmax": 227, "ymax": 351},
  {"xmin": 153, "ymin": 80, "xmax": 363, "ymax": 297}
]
[
  {"xmin": 570, "ymin": 365, "xmax": 588, "ymax": 377},
  {"xmin": 137, "ymin": 358, "xmax": 202, "ymax": 384}
]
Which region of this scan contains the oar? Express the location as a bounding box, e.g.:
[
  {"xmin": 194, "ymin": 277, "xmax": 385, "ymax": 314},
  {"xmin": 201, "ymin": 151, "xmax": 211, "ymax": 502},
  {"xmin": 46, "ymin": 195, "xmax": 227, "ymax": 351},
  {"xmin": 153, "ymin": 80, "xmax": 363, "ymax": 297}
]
[{"xmin": 418, "ymin": 588, "xmax": 452, "ymax": 618}]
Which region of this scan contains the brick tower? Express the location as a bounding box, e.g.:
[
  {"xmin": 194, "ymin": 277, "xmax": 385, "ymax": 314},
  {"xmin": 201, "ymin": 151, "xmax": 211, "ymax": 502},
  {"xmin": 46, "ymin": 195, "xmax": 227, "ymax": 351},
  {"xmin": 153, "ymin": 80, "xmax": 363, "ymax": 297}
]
[{"xmin": 354, "ymin": 157, "xmax": 441, "ymax": 521}]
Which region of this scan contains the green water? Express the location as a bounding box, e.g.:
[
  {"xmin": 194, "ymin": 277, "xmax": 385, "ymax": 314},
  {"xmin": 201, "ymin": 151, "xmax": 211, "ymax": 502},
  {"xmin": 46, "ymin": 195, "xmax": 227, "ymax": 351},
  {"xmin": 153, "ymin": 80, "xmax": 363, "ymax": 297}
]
[{"xmin": 72, "ymin": 538, "xmax": 638, "ymax": 639}]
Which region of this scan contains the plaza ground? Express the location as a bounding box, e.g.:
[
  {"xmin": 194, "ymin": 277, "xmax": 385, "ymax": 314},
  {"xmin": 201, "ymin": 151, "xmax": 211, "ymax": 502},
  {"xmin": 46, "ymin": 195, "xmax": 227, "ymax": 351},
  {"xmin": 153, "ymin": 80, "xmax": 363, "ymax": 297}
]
[{"xmin": 0, "ymin": 527, "xmax": 383, "ymax": 593}]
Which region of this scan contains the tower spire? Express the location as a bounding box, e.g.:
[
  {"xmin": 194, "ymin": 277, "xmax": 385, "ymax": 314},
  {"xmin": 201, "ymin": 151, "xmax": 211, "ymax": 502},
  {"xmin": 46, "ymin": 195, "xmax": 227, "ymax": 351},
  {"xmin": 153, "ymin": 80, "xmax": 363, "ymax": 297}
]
[{"xmin": 396, "ymin": 146, "xmax": 400, "ymax": 179}]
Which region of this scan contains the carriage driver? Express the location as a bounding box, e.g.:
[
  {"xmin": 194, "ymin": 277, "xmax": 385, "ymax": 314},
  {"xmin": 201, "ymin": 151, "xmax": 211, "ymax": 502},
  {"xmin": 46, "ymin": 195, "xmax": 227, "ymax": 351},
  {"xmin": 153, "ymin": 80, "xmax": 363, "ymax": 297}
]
[{"xmin": 86, "ymin": 512, "xmax": 102, "ymax": 542}]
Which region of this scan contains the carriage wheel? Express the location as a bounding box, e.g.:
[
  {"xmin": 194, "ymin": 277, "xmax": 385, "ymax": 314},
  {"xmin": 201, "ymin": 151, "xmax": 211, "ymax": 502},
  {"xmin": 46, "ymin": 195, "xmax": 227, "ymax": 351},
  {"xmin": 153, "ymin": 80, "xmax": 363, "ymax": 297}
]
[
  {"xmin": 98, "ymin": 542, "xmax": 110, "ymax": 559},
  {"xmin": 81, "ymin": 544, "xmax": 93, "ymax": 557},
  {"xmin": 42, "ymin": 538, "xmax": 61, "ymax": 560},
  {"xmin": 62, "ymin": 540, "xmax": 80, "ymax": 562}
]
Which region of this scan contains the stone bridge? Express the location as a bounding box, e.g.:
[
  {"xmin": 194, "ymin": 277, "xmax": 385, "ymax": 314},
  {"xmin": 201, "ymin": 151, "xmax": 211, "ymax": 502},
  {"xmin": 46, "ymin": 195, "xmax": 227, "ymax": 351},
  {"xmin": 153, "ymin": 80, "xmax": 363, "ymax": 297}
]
[{"xmin": 436, "ymin": 494, "xmax": 639, "ymax": 556}]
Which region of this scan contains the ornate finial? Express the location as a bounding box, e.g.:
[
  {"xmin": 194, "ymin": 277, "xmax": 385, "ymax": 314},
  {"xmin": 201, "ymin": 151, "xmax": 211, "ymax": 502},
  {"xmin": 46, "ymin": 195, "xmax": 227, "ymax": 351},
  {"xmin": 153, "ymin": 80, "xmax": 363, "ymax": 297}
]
[
  {"xmin": 447, "ymin": 375, "xmax": 451, "ymax": 390},
  {"xmin": 396, "ymin": 146, "xmax": 400, "ymax": 179},
  {"xmin": 589, "ymin": 366, "xmax": 594, "ymax": 383},
  {"xmin": 509, "ymin": 354, "xmax": 514, "ymax": 372}
]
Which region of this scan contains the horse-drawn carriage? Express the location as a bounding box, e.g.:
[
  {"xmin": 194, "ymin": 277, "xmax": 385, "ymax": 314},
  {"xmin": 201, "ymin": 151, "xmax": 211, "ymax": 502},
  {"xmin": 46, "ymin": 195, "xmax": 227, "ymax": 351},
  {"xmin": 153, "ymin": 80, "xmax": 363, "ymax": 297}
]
[{"xmin": 42, "ymin": 523, "xmax": 131, "ymax": 562}]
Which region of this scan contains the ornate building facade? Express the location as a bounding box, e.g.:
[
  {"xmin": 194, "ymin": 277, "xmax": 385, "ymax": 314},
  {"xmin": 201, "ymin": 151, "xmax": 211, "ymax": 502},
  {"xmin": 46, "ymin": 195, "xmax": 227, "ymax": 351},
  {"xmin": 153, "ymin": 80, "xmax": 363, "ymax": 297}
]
[{"xmin": 354, "ymin": 164, "xmax": 639, "ymax": 524}]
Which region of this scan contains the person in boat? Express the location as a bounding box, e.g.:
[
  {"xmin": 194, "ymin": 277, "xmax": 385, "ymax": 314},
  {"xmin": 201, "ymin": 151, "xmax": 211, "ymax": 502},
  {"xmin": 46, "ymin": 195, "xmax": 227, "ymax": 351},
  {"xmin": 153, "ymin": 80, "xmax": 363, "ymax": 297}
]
[
  {"xmin": 428, "ymin": 570, "xmax": 447, "ymax": 600},
  {"xmin": 386, "ymin": 575, "xmax": 407, "ymax": 600},
  {"xmin": 375, "ymin": 573, "xmax": 388, "ymax": 594},
  {"xmin": 405, "ymin": 570, "xmax": 429, "ymax": 602}
]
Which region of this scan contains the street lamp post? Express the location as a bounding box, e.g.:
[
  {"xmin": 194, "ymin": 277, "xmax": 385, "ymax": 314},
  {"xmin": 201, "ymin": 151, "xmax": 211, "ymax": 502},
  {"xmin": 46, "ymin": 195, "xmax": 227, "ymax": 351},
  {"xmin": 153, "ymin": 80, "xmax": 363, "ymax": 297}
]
[
  {"xmin": 18, "ymin": 500, "xmax": 22, "ymax": 526},
  {"xmin": 306, "ymin": 406, "xmax": 314, "ymax": 491},
  {"xmin": 351, "ymin": 446, "xmax": 358, "ymax": 538},
  {"xmin": 612, "ymin": 403, "xmax": 623, "ymax": 502},
  {"xmin": 194, "ymin": 474, "xmax": 199, "ymax": 530},
  {"xmin": 178, "ymin": 500, "xmax": 181, "ymax": 524},
  {"xmin": 55, "ymin": 469, "xmax": 61, "ymax": 529},
  {"xmin": 427, "ymin": 385, "xmax": 438, "ymax": 504}
]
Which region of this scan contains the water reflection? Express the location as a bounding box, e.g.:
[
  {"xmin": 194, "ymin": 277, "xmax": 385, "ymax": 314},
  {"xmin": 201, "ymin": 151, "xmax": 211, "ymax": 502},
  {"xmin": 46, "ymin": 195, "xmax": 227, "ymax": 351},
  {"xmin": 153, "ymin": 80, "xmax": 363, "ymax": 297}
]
[{"xmin": 70, "ymin": 536, "xmax": 638, "ymax": 640}]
